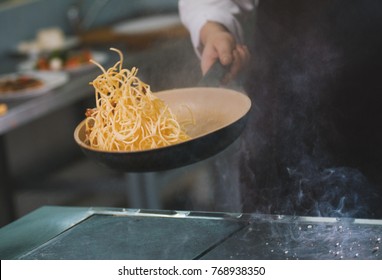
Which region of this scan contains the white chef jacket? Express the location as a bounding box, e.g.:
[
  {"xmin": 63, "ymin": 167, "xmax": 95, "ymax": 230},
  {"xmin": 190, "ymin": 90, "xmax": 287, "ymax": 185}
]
[{"xmin": 178, "ymin": 0, "xmax": 255, "ymax": 56}]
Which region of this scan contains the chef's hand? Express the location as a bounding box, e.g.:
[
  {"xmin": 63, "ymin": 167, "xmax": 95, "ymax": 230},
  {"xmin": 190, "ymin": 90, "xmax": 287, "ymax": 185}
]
[{"xmin": 200, "ymin": 21, "xmax": 250, "ymax": 84}]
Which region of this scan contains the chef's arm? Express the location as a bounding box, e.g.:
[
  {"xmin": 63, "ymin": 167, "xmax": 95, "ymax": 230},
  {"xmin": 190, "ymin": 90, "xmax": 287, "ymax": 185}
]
[
  {"xmin": 178, "ymin": 0, "xmax": 253, "ymax": 82},
  {"xmin": 199, "ymin": 21, "xmax": 250, "ymax": 83}
]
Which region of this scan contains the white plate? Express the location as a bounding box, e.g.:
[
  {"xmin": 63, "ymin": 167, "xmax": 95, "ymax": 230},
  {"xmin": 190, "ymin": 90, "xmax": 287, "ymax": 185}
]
[
  {"xmin": 0, "ymin": 71, "xmax": 69, "ymax": 101},
  {"xmin": 113, "ymin": 14, "xmax": 181, "ymax": 35},
  {"xmin": 17, "ymin": 36, "xmax": 79, "ymax": 56},
  {"xmin": 18, "ymin": 51, "xmax": 108, "ymax": 74}
]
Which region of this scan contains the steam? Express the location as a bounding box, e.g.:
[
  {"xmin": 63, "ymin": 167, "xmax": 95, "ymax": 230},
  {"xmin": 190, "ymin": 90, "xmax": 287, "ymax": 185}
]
[
  {"xmin": 169, "ymin": 2, "xmax": 382, "ymax": 220},
  {"xmin": 284, "ymin": 165, "xmax": 376, "ymax": 218},
  {"xmin": 204, "ymin": 6, "xmax": 382, "ymax": 219},
  {"xmin": 207, "ymin": 139, "xmax": 245, "ymax": 213}
]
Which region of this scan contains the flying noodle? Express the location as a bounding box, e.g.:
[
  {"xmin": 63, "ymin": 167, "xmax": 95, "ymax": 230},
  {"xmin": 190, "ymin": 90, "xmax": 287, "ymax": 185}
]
[{"xmin": 84, "ymin": 48, "xmax": 191, "ymax": 151}]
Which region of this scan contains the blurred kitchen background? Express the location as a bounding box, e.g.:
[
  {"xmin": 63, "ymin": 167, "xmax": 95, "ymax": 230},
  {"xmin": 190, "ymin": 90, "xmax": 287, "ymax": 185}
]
[{"xmin": 0, "ymin": 0, "xmax": 229, "ymax": 227}]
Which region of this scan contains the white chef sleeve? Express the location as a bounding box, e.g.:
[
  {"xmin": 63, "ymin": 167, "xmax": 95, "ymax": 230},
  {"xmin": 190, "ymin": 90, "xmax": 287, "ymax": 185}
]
[{"xmin": 178, "ymin": 0, "xmax": 254, "ymax": 56}]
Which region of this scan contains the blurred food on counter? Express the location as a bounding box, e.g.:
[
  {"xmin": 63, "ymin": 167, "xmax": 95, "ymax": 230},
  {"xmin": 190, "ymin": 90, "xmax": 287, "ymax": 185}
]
[
  {"xmin": 0, "ymin": 103, "xmax": 7, "ymax": 116},
  {"xmin": 0, "ymin": 71, "xmax": 68, "ymax": 101},
  {"xmin": 35, "ymin": 49, "xmax": 92, "ymax": 71},
  {"xmin": 16, "ymin": 26, "xmax": 108, "ymax": 74},
  {"xmin": 36, "ymin": 27, "xmax": 65, "ymax": 52},
  {"xmin": 0, "ymin": 73, "xmax": 43, "ymax": 94},
  {"xmin": 17, "ymin": 27, "xmax": 78, "ymax": 55},
  {"xmin": 18, "ymin": 49, "xmax": 108, "ymax": 73},
  {"xmin": 18, "ymin": 27, "xmax": 106, "ymax": 72}
]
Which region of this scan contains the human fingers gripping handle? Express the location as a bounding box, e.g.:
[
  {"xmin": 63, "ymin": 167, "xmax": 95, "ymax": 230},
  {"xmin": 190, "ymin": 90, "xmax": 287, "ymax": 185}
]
[{"xmin": 199, "ymin": 45, "xmax": 250, "ymax": 87}]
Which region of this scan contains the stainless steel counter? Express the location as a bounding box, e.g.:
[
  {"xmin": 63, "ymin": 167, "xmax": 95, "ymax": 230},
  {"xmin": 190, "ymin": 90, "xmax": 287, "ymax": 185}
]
[{"xmin": 0, "ymin": 206, "xmax": 381, "ymax": 260}]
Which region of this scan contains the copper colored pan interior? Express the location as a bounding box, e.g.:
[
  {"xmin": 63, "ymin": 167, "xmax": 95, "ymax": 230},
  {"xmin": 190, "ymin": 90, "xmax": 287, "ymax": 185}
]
[{"xmin": 155, "ymin": 87, "xmax": 251, "ymax": 139}]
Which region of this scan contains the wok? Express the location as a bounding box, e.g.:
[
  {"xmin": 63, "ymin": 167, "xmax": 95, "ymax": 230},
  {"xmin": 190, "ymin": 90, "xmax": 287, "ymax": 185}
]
[{"xmin": 74, "ymin": 87, "xmax": 251, "ymax": 172}]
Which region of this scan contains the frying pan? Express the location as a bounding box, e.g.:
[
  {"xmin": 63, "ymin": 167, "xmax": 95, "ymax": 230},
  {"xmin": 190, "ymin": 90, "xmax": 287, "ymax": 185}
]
[{"xmin": 74, "ymin": 86, "xmax": 251, "ymax": 172}]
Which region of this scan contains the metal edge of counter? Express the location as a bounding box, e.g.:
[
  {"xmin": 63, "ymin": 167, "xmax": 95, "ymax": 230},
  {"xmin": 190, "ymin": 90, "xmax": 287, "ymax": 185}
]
[
  {"xmin": 1, "ymin": 205, "xmax": 382, "ymax": 260},
  {"xmin": 0, "ymin": 206, "xmax": 95, "ymax": 259},
  {"xmin": 0, "ymin": 206, "xmax": 246, "ymax": 259}
]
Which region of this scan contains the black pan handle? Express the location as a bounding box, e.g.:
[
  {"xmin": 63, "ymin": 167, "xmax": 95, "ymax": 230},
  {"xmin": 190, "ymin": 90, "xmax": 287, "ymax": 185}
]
[{"xmin": 198, "ymin": 61, "xmax": 228, "ymax": 87}]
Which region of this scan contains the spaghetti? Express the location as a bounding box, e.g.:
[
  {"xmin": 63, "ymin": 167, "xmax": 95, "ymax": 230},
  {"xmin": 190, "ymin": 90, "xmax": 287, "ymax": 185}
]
[{"xmin": 84, "ymin": 48, "xmax": 190, "ymax": 152}]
